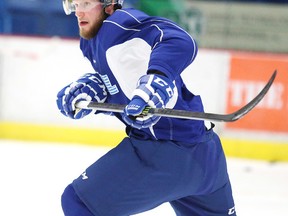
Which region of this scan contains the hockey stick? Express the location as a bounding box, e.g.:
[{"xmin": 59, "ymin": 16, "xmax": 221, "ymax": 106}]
[{"xmin": 76, "ymin": 70, "xmax": 277, "ymax": 122}]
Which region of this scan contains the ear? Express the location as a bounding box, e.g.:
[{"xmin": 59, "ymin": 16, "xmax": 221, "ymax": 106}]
[{"xmin": 104, "ymin": 3, "xmax": 115, "ymax": 15}]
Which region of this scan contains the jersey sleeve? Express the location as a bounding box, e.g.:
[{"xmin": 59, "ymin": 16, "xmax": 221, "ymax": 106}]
[{"xmin": 148, "ymin": 24, "xmax": 198, "ymax": 80}]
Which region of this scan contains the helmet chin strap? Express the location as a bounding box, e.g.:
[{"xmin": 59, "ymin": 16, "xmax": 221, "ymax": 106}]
[
  {"xmin": 103, "ymin": 0, "xmax": 123, "ymax": 15},
  {"xmin": 103, "ymin": 3, "xmax": 115, "ymax": 15},
  {"xmin": 101, "ymin": 0, "xmax": 124, "ymax": 9}
]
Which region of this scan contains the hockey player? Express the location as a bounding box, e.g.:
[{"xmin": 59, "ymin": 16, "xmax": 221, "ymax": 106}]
[{"xmin": 57, "ymin": 0, "xmax": 236, "ymax": 215}]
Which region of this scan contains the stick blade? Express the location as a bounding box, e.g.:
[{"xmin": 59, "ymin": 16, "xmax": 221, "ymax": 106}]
[{"xmin": 226, "ymin": 70, "xmax": 277, "ymax": 122}]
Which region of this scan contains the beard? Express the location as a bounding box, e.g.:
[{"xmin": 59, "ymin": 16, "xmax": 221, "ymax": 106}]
[{"xmin": 79, "ymin": 11, "xmax": 109, "ymax": 40}]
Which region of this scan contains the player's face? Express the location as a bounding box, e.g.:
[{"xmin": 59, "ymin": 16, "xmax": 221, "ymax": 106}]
[{"xmin": 74, "ymin": 0, "xmax": 107, "ymax": 39}]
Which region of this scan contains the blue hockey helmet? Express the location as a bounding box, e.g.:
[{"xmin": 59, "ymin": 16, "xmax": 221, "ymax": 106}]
[{"xmin": 62, "ymin": 0, "xmax": 124, "ymax": 15}]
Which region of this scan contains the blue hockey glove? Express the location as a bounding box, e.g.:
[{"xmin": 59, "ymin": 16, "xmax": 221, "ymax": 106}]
[
  {"xmin": 122, "ymin": 74, "xmax": 174, "ymax": 129},
  {"xmin": 57, "ymin": 73, "xmax": 107, "ymax": 119}
]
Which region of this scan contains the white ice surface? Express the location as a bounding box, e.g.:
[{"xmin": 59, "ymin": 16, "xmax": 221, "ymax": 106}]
[{"xmin": 0, "ymin": 140, "xmax": 287, "ymax": 216}]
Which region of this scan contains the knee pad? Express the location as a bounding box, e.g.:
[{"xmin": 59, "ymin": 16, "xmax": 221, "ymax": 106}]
[{"xmin": 61, "ymin": 184, "xmax": 94, "ymax": 216}]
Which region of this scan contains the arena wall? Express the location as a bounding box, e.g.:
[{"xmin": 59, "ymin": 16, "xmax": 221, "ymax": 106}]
[{"xmin": 0, "ymin": 35, "xmax": 287, "ymax": 161}]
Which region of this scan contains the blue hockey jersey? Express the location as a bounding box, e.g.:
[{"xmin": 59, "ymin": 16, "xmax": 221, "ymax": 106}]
[{"xmin": 80, "ymin": 8, "xmax": 206, "ymax": 142}]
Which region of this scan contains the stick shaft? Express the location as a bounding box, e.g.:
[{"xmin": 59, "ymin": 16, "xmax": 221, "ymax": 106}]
[{"xmin": 76, "ymin": 70, "xmax": 277, "ymax": 122}]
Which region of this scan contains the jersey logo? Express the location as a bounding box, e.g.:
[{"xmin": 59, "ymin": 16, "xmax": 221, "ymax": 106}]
[{"xmin": 100, "ymin": 74, "xmax": 119, "ymax": 95}]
